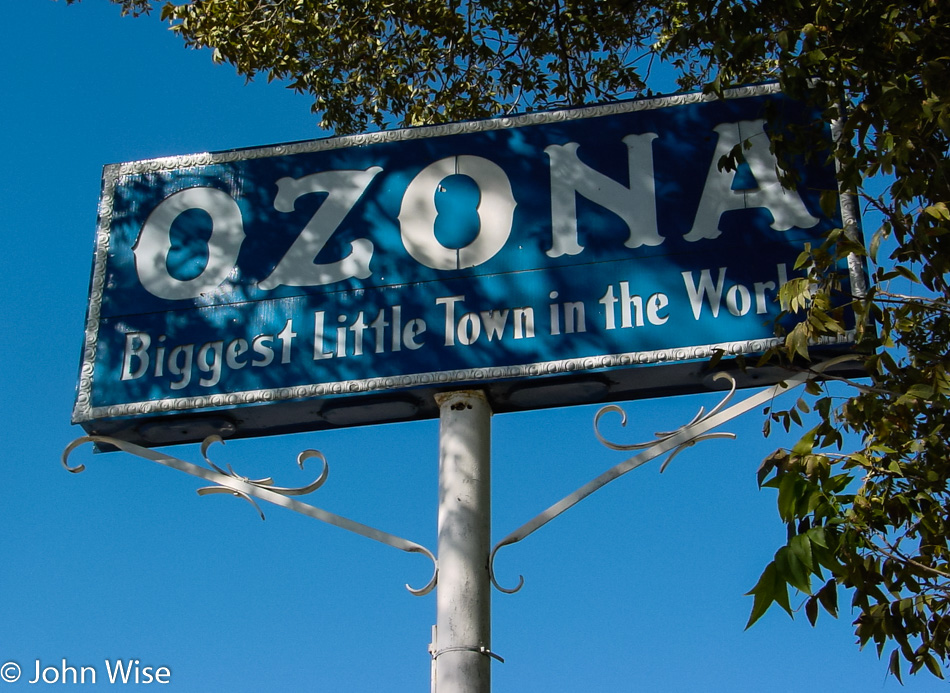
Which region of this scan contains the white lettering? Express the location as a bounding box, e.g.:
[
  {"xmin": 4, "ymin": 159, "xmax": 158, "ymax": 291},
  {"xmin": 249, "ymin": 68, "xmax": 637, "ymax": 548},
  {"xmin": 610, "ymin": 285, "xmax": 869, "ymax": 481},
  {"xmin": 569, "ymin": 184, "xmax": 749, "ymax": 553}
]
[
  {"xmin": 29, "ymin": 660, "xmax": 96, "ymax": 685},
  {"xmin": 105, "ymin": 659, "xmax": 134, "ymax": 684},
  {"xmin": 399, "ymin": 156, "xmax": 516, "ymax": 270},
  {"xmin": 312, "ymin": 306, "xmax": 426, "ymax": 358},
  {"xmin": 435, "ymin": 295, "xmax": 465, "ymax": 346},
  {"xmin": 258, "ymin": 168, "xmax": 382, "ymax": 289},
  {"xmin": 103, "ymin": 659, "xmax": 170, "ymax": 684},
  {"xmin": 119, "ymin": 330, "xmax": 296, "ymax": 390},
  {"xmin": 457, "ymin": 313, "xmax": 481, "ymax": 346},
  {"xmin": 121, "ymin": 332, "xmax": 151, "ymax": 381},
  {"xmin": 251, "ymin": 335, "xmax": 275, "ymax": 367},
  {"xmin": 647, "ymin": 292, "xmax": 669, "ymax": 325},
  {"xmin": 682, "ymin": 264, "xmax": 790, "ymax": 319},
  {"xmin": 512, "ymin": 307, "xmax": 535, "ymax": 339},
  {"xmin": 684, "ymin": 120, "xmax": 820, "ymax": 242},
  {"xmin": 436, "ymin": 295, "xmax": 535, "ymax": 345},
  {"xmin": 403, "ymin": 317, "xmax": 426, "ymax": 349},
  {"xmin": 196, "ymin": 340, "xmax": 224, "ymax": 387},
  {"xmin": 391, "ymin": 305, "xmax": 403, "ymax": 352},
  {"xmin": 168, "ymin": 344, "xmax": 194, "ymax": 390},
  {"xmin": 754, "ymin": 281, "xmax": 777, "ymax": 314},
  {"xmin": 277, "ymin": 319, "xmax": 296, "ymax": 364},
  {"xmin": 682, "ymin": 267, "xmax": 727, "ymax": 319},
  {"xmin": 134, "ymin": 187, "xmax": 245, "ymax": 300},
  {"xmin": 600, "ymin": 284, "xmax": 668, "ymax": 329},
  {"xmin": 130, "ymin": 121, "xmax": 826, "ymax": 305},
  {"xmin": 479, "ymin": 309, "xmax": 509, "ymax": 341},
  {"xmin": 226, "ymin": 338, "xmax": 249, "ymax": 369},
  {"xmin": 368, "ymin": 309, "xmax": 389, "ymax": 354},
  {"xmin": 619, "ymin": 281, "xmax": 644, "ymax": 328},
  {"xmin": 546, "ymin": 133, "xmax": 662, "ymax": 257},
  {"xmin": 154, "ymin": 335, "xmax": 166, "ymax": 377},
  {"xmin": 562, "ymin": 300, "xmax": 586, "ymax": 334},
  {"xmin": 726, "ymin": 283, "xmax": 752, "ymax": 316},
  {"xmin": 313, "ymin": 311, "xmax": 333, "ymax": 360},
  {"xmin": 599, "ymin": 285, "xmax": 619, "ymax": 330}
]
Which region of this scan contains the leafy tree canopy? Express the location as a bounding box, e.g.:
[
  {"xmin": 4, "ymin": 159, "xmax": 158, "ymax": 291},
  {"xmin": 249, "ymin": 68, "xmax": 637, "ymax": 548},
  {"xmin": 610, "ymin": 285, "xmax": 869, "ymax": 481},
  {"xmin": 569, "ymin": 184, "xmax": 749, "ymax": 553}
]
[
  {"xmin": 65, "ymin": 0, "xmax": 950, "ymax": 681},
  {"xmin": 85, "ymin": 0, "xmax": 660, "ymax": 133}
]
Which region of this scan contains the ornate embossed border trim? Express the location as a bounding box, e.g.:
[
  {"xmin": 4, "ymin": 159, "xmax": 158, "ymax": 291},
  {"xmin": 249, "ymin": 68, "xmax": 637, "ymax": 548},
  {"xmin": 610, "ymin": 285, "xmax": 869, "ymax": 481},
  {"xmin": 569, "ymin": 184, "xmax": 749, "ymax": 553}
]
[
  {"xmin": 108, "ymin": 84, "xmax": 781, "ymax": 176},
  {"xmin": 73, "ymin": 332, "xmax": 855, "ymax": 423}
]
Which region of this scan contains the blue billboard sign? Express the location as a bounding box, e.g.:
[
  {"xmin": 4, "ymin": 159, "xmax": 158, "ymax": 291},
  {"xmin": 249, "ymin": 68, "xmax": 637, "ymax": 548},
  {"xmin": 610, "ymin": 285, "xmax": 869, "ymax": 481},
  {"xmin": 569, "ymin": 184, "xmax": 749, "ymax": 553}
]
[{"xmin": 73, "ymin": 84, "xmax": 860, "ymax": 446}]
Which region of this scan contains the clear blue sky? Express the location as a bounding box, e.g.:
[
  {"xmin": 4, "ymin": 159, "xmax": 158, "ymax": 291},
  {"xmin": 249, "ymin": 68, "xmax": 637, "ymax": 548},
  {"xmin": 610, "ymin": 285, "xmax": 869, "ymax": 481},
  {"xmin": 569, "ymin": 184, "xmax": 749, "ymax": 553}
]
[{"xmin": 0, "ymin": 2, "xmax": 942, "ymax": 691}]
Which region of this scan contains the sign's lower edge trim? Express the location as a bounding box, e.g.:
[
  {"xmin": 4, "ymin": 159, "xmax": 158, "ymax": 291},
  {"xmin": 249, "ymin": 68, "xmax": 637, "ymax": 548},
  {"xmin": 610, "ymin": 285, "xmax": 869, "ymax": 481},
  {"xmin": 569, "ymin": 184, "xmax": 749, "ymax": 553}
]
[{"xmin": 73, "ymin": 332, "xmax": 857, "ymax": 425}]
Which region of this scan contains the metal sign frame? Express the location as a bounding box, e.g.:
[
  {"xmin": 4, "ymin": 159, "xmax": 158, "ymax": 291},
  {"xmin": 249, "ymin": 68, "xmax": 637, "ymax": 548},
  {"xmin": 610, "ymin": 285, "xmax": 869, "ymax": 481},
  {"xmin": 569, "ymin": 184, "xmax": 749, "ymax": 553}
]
[{"xmin": 73, "ymin": 84, "xmax": 861, "ymax": 447}]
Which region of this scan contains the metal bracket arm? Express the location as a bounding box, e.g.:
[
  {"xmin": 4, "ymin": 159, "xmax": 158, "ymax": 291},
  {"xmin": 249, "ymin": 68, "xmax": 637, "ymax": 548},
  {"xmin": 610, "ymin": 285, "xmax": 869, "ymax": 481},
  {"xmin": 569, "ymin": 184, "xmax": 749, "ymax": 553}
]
[
  {"xmin": 489, "ymin": 358, "xmax": 856, "ymax": 593},
  {"xmin": 63, "ymin": 434, "xmax": 438, "ymax": 596}
]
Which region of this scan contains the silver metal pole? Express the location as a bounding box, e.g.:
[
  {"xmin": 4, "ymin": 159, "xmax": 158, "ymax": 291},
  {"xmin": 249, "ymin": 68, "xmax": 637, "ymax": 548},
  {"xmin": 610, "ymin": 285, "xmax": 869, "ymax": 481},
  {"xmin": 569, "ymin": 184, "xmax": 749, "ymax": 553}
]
[{"xmin": 433, "ymin": 390, "xmax": 492, "ymax": 693}]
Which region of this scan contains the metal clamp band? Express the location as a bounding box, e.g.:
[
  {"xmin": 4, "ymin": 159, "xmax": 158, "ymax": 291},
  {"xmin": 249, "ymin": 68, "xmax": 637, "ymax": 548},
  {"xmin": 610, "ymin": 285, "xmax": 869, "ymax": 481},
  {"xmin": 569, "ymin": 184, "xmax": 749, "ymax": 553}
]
[{"xmin": 432, "ymin": 646, "xmax": 505, "ymax": 664}]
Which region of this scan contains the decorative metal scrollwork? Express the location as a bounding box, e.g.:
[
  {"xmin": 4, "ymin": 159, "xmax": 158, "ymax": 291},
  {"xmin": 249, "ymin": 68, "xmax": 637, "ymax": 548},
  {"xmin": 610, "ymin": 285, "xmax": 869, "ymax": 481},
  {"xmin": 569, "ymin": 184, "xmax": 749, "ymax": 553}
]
[
  {"xmin": 63, "ymin": 435, "xmax": 437, "ymax": 596},
  {"xmin": 488, "ymin": 360, "xmax": 855, "ymax": 594},
  {"xmin": 193, "ymin": 436, "xmax": 330, "ymax": 520},
  {"xmin": 594, "ymin": 373, "xmax": 739, "ymax": 472}
]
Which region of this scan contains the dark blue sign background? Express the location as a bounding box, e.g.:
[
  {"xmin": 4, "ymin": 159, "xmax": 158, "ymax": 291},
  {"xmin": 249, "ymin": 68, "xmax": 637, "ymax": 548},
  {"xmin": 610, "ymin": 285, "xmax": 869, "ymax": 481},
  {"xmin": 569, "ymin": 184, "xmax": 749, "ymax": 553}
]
[{"xmin": 75, "ymin": 86, "xmax": 860, "ymax": 444}]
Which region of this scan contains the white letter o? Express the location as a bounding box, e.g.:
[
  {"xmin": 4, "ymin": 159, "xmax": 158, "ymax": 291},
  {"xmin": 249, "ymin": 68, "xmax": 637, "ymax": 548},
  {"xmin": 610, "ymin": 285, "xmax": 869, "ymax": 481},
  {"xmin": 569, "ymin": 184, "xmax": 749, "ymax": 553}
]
[
  {"xmin": 133, "ymin": 187, "xmax": 245, "ymax": 300},
  {"xmin": 398, "ymin": 155, "xmax": 516, "ymax": 270}
]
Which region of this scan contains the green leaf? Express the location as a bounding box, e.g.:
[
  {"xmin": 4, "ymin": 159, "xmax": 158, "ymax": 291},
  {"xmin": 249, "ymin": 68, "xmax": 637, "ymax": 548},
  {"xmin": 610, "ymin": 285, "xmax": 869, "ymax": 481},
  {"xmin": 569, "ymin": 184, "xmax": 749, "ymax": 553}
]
[
  {"xmin": 777, "ymin": 473, "xmax": 801, "ymax": 522},
  {"xmin": 924, "ymin": 654, "xmax": 944, "ymax": 679},
  {"xmin": 924, "ymin": 202, "xmax": 950, "ymax": 220},
  {"xmin": 905, "ymin": 384, "xmax": 933, "ymax": 400},
  {"xmin": 816, "ymin": 579, "xmax": 838, "ymax": 618},
  {"xmin": 757, "ymin": 450, "xmax": 786, "ymax": 486},
  {"xmin": 776, "ymin": 545, "xmax": 812, "ymax": 594},
  {"xmin": 745, "ymin": 561, "xmax": 792, "ymax": 628},
  {"xmin": 805, "ymin": 594, "xmax": 819, "ymax": 625},
  {"xmin": 868, "ymin": 228, "xmax": 886, "ymax": 263},
  {"xmin": 785, "ymin": 325, "xmax": 811, "ymax": 361},
  {"xmin": 806, "ymin": 526, "xmax": 829, "ymax": 550},
  {"xmin": 792, "ymin": 426, "xmax": 819, "ymax": 456},
  {"xmin": 789, "ymin": 533, "xmax": 814, "ymax": 574},
  {"xmin": 892, "ymin": 265, "xmax": 921, "ymax": 284},
  {"xmin": 889, "ymin": 649, "xmax": 904, "ymax": 684}
]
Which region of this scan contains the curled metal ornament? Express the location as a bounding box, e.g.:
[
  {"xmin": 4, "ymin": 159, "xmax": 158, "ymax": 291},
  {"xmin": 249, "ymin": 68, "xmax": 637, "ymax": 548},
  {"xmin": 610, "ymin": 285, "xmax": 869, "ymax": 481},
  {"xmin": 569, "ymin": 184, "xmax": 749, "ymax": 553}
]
[
  {"xmin": 62, "ymin": 435, "xmax": 437, "ymax": 596},
  {"xmin": 195, "ymin": 435, "xmax": 330, "ymax": 520},
  {"xmin": 594, "ymin": 372, "xmax": 738, "ymax": 472}
]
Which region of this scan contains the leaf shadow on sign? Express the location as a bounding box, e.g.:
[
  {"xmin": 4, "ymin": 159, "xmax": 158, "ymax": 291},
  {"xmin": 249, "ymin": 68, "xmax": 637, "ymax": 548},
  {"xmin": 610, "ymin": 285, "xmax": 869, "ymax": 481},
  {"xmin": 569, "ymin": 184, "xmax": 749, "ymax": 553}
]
[{"xmin": 85, "ymin": 94, "xmax": 858, "ymax": 446}]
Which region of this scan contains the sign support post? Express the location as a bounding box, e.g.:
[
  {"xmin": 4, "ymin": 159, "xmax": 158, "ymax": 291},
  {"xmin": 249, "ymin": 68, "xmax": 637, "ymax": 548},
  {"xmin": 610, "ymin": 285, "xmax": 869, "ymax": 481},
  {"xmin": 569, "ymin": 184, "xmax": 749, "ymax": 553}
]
[{"xmin": 432, "ymin": 391, "xmax": 493, "ymax": 693}]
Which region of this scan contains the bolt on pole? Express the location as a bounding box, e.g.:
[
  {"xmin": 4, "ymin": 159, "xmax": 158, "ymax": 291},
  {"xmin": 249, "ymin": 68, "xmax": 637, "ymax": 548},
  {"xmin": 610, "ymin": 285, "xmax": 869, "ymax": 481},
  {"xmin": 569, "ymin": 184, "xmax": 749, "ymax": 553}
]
[{"xmin": 433, "ymin": 390, "xmax": 492, "ymax": 693}]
